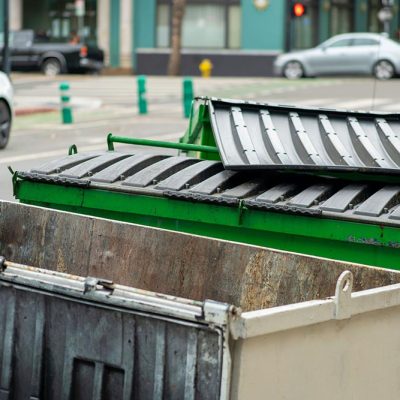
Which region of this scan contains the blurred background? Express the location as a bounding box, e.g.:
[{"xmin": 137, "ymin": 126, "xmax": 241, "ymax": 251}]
[
  {"xmin": 0, "ymin": 0, "xmax": 400, "ymax": 201},
  {"xmin": 2, "ymin": 0, "xmax": 399, "ymax": 75}
]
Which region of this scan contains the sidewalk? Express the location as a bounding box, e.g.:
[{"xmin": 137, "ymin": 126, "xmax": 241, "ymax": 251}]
[{"xmin": 11, "ymin": 73, "xmax": 343, "ymax": 118}]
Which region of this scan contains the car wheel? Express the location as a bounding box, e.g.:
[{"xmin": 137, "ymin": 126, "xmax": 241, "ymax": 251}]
[
  {"xmin": 373, "ymin": 60, "xmax": 395, "ymax": 80},
  {"xmin": 283, "ymin": 61, "xmax": 304, "ymax": 79},
  {"xmin": 41, "ymin": 58, "xmax": 62, "ymax": 76},
  {"xmin": 0, "ymin": 100, "xmax": 11, "ymax": 149}
]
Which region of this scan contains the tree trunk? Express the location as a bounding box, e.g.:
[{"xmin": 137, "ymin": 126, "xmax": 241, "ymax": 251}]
[{"xmin": 167, "ymin": 0, "xmax": 186, "ymax": 76}]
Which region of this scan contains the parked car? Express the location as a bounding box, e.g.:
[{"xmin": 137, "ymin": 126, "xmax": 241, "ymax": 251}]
[
  {"xmin": 274, "ymin": 33, "xmax": 400, "ymax": 80},
  {"xmin": 0, "ymin": 71, "xmax": 12, "ymax": 149},
  {"xmin": 1, "ymin": 30, "xmax": 104, "ymax": 76}
]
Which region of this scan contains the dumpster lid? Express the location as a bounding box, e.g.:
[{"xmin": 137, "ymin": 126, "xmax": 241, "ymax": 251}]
[
  {"xmin": 207, "ymin": 97, "xmax": 400, "ymax": 175},
  {"xmin": 17, "ymin": 151, "xmax": 400, "ymax": 228}
]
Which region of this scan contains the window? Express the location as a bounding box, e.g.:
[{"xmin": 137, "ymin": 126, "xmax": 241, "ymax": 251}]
[
  {"xmin": 157, "ymin": 4, "xmax": 170, "ymax": 47},
  {"xmin": 182, "ymin": 5, "xmax": 225, "ymax": 48},
  {"xmin": 330, "ymin": 1, "xmax": 354, "ymax": 36},
  {"xmin": 228, "ymin": 5, "xmax": 241, "ymax": 49},
  {"xmin": 352, "ymin": 38, "xmax": 379, "ymax": 46},
  {"xmin": 290, "ymin": 0, "xmax": 318, "ymax": 50},
  {"xmin": 23, "ymin": 0, "xmax": 98, "ymax": 44},
  {"xmin": 156, "ymin": 1, "xmax": 241, "ymax": 49},
  {"xmin": 13, "ymin": 31, "xmax": 33, "ymax": 47},
  {"xmin": 327, "ymin": 38, "xmax": 353, "ymax": 48},
  {"xmin": 368, "ymin": 0, "xmax": 382, "ymax": 34}
]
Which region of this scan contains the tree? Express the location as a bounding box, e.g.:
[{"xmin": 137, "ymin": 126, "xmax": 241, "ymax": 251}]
[{"xmin": 167, "ymin": 0, "xmax": 186, "ymax": 76}]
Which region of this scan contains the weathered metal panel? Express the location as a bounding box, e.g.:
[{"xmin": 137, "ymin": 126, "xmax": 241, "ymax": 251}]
[
  {"xmin": 1, "ymin": 201, "xmax": 400, "ymax": 312},
  {"xmin": 0, "ymin": 263, "xmax": 223, "ymax": 399},
  {"xmin": 207, "ymin": 98, "xmax": 400, "ymax": 174}
]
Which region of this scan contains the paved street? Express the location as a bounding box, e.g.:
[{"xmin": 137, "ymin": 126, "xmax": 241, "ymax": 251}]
[{"xmin": 3, "ymin": 73, "xmax": 400, "ymax": 201}]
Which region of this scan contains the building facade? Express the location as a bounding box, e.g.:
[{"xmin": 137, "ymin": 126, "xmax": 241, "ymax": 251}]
[{"xmin": 3, "ymin": 0, "xmax": 400, "ymax": 75}]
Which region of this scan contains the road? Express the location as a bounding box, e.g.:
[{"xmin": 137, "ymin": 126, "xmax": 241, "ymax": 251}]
[{"xmin": 2, "ymin": 73, "xmax": 400, "ymax": 201}]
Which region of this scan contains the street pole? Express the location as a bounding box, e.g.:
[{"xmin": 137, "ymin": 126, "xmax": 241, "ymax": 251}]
[
  {"xmin": 379, "ymin": 0, "xmax": 394, "ymax": 36},
  {"xmin": 384, "ymin": 19, "xmax": 390, "ymax": 35},
  {"xmin": 2, "ymin": 0, "xmax": 10, "ymax": 75}
]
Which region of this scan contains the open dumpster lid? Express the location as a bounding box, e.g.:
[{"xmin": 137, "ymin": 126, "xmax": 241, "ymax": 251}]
[{"xmin": 207, "ymin": 97, "xmax": 400, "ymax": 175}]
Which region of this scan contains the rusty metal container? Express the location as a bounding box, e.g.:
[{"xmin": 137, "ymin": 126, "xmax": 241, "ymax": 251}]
[{"xmin": 2, "ymin": 201, "xmax": 400, "ymax": 398}]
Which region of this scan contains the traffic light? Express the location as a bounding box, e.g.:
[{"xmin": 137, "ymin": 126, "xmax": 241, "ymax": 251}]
[{"xmin": 292, "ymin": 2, "xmax": 307, "ymax": 17}]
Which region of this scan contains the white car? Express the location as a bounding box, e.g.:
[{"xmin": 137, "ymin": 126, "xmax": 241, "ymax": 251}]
[
  {"xmin": 0, "ymin": 71, "xmax": 12, "ymax": 149},
  {"xmin": 274, "ymin": 33, "xmax": 400, "ymax": 80}
]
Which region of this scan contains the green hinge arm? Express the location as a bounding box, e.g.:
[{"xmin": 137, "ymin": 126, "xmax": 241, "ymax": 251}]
[{"xmin": 107, "ymin": 133, "xmax": 219, "ymax": 154}]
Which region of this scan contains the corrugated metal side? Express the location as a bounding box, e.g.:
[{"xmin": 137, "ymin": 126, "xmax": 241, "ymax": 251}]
[
  {"xmin": 0, "ymin": 266, "xmax": 223, "ymax": 400},
  {"xmin": 207, "ymin": 98, "xmax": 400, "ymax": 174}
]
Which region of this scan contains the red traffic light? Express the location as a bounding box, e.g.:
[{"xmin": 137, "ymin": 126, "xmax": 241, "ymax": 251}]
[{"xmin": 293, "ymin": 2, "xmax": 306, "ymax": 17}]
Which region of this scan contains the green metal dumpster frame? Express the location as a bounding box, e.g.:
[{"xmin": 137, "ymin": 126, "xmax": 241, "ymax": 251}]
[
  {"xmin": 15, "ymin": 179, "xmax": 400, "ymax": 270},
  {"xmin": 13, "ymin": 97, "xmax": 400, "ymax": 271}
]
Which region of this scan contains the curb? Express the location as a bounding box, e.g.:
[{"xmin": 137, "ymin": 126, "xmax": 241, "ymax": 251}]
[{"xmin": 15, "ymin": 107, "xmax": 57, "ymax": 116}]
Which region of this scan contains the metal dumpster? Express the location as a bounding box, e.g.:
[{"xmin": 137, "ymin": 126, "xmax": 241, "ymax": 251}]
[
  {"xmin": 12, "ymin": 99, "xmax": 400, "ymax": 270},
  {"xmin": 2, "ymin": 200, "xmax": 400, "ymax": 399}
]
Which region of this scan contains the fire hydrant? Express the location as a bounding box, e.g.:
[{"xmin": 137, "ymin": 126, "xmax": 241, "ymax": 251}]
[{"xmin": 199, "ymin": 59, "xmax": 213, "ymax": 78}]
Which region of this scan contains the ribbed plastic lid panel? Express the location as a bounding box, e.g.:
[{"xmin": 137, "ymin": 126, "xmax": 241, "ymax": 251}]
[{"xmin": 208, "ymin": 98, "xmax": 400, "ymax": 174}]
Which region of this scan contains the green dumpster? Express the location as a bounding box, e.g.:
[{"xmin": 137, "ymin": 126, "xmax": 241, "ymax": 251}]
[{"xmin": 13, "ymin": 98, "xmax": 400, "ymax": 270}]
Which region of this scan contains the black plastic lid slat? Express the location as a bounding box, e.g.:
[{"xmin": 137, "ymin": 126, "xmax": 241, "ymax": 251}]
[
  {"xmin": 221, "ymin": 180, "xmax": 264, "ymax": 199},
  {"xmin": 189, "ymin": 170, "xmax": 239, "ymax": 195},
  {"xmin": 60, "ymin": 153, "xmax": 130, "ymax": 179},
  {"xmin": 255, "ymin": 183, "xmax": 299, "ymax": 204},
  {"xmin": 288, "ymin": 184, "xmax": 334, "ymax": 208},
  {"xmin": 31, "ymin": 153, "xmax": 101, "ymax": 175},
  {"xmin": 318, "ymin": 115, "xmax": 355, "ymax": 166},
  {"xmin": 209, "ymin": 103, "xmax": 251, "ymax": 167},
  {"xmin": 230, "ymin": 107, "xmax": 260, "ymax": 165},
  {"xmin": 388, "ymin": 206, "xmax": 400, "ymax": 220},
  {"xmin": 347, "ymin": 117, "xmax": 391, "ymax": 168},
  {"xmin": 155, "ymin": 160, "xmax": 223, "ymax": 191},
  {"xmin": 91, "ymin": 154, "xmax": 168, "ymax": 183},
  {"xmin": 354, "ymin": 186, "xmax": 400, "ymax": 217},
  {"xmin": 289, "ymin": 112, "xmax": 322, "ymax": 165},
  {"xmin": 375, "ymin": 118, "xmax": 400, "ymax": 166},
  {"xmin": 320, "ymin": 184, "xmax": 368, "ymax": 213},
  {"xmin": 122, "ymin": 157, "xmax": 199, "ymax": 188},
  {"xmin": 259, "ymin": 110, "xmax": 291, "ymax": 165}
]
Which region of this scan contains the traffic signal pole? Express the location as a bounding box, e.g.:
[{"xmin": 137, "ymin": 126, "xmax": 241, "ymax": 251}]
[
  {"xmin": 2, "ymin": 0, "xmax": 10, "ymax": 75},
  {"xmin": 285, "ymin": 0, "xmax": 292, "ymax": 51},
  {"xmin": 287, "ymin": 1, "xmax": 307, "ymax": 51}
]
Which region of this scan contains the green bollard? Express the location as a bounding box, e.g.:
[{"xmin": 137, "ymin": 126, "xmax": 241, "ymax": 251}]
[
  {"xmin": 137, "ymin": 75, "xmax": 148, "ymax": 115},
  {"xmin": 59, "ymin": 82, "xmax": 73, "ymax": 124},
  {"xmin": 183, "ymin": 77, "xmax": 194, "ymax": 119}
]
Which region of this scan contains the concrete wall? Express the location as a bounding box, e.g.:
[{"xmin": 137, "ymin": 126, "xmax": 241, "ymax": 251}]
[
  {"xmin": 134, "ymin": 0, "xmax": 156, "ymax": 49},
  {"xmin": 97, "ymin": 0, "xmax": 110, "ymax": 65},
  {"xmin": 241, "ymin": 0, "xmax": 286, "ymax": 51},
  {"xmin": 10, "ymin": 0, "xmax": 22, "ymax": 30}
]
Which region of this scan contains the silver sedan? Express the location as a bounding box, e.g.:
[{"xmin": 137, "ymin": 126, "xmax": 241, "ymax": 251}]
[{"xmin": 274, "ymin": 33, "xmax": 400, "ymax": 80}]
